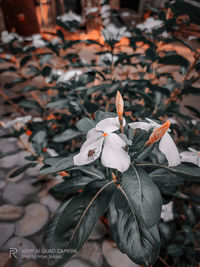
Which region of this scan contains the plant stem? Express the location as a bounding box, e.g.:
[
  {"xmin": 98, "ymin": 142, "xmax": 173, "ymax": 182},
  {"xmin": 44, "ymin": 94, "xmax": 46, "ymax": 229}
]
[{"xmin": 0, "ymin": 88, "xmax": 26, "ymax": 116}]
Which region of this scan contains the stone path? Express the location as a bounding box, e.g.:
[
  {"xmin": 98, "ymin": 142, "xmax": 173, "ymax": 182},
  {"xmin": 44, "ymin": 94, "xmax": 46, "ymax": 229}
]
[{"xmin": 0, "ymin": 130, "xmax": 139, "ymax": 267}]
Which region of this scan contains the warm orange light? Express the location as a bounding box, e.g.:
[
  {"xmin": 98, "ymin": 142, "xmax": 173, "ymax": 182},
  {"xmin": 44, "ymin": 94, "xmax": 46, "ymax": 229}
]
[
  {"xmin": 146, "ymin": 121, "xmax": 171, "ymax": 146},
  {"xmin": 102, "ymin": 133, "xmax": 108, "ymax": 137}
]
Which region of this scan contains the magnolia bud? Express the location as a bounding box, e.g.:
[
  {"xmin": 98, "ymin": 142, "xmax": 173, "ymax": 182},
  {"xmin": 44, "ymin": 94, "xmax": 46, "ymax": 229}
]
[
  {"xmin": 146, "ymin": 121, "xmax": 171, "ymax": 146},
  {"xmin": 115, "ymin": 91, "xmax": 124, "ymax": 116}
]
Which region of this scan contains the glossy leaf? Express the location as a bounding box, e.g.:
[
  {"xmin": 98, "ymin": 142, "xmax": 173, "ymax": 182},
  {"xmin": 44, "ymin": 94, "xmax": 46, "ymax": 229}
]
[
  {"xmin": 53, "ymin": 129, "xmax": 82, "ymax": 142},
  {"xmin": 43, "ymin": 179, "xmax": 116, "ymax": 267},
  {"xmin": 114, "ymin": 187, "xmax": 160, "ymax": 266},
  {"xmin": 122, "ymin": 166, "xmax": 162, "ymax": 227}
]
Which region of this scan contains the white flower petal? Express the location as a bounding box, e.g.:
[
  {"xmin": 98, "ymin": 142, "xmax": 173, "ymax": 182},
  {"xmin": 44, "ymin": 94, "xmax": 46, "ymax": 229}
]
[
  {"xmin": 96, "ymin": 117, "xmax": 125, "ymax": 133},
  {"xmin": 101, "ymin": 133, "xmax": 130, "ymax": 172},
  {"xmin": 159, "ymin": 133, "xmax": 181, "ymax": 166},
  {"xmin": 129, "ymin": 121, "xmax": 152, "ymax": 131},
  {"xmin": 86, "ymin": 128, "xmax": 102, "ymax": 141},
  {"xmin": 161, "ymin": 201, "xmax": 174, "ymax": 222},
  {"xmin": 74, "ymin": 136, "xmax": 104, "ymax": 166},
  {"xmin": 188, "ymin": 147, "xmax": 199, "ymax": 153},
  {"xmin": 180, "ymin": 151, "xmax": 200, "ymax": 167}
]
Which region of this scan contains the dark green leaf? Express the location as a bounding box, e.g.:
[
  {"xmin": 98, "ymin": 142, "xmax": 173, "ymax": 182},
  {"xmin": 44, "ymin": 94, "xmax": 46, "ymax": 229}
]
[
  {"xmin": 122, "ymin": 166, "xmax": 162, "ymax": 227},
  {"xmin": 114, "ymin": 187, "xmax": 160, "ymax": 266},
  {"xmin": 76, "ymin": 118, "xmax": 96, "ymax": 133},
  {"xmin": 53, "ymin": 129, "xmax": 82, "ymax": 142},
  {"xmin": 9, "ymin": 162, "xmax": 37, "ymax": 178},
  {"xmin": 43, "ymin": 179, "xmax": 116, "ymax": 266},
  {"xmin": 40, "ymin": 156, "xmax": 74, "ymax": 174}
]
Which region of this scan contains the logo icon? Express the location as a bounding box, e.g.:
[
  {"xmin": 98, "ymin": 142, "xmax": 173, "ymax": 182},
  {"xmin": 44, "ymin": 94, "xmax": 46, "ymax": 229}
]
[{"xmin": 9, "ymin": 248, "xmax": 18, "ymax": 258}]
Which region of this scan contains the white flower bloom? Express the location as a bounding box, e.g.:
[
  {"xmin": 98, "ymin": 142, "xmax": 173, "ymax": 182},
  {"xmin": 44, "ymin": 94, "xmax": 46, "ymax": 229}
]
[
  {"xmin": 161, "ymin": 201, "xmax": 174, "ymax": 222},
  {"xmin": 85, "ymin": 7, "xmax": 98, "ymax": 15},
  {"xmin": 32, "ymin": 34, "xmax": 46, "ymax": 48},
  {"xmin": 136, "ymin": 17, "xmax": 163, "ymax": 33},
  {"xmin": 129, "ymin": 118, "xmax": 181, "ymax": 166},
  {"xmin": 1, "ymin": 115, "xmax": 32, "ymax": 128},
  {"xmin": 1, "ymin": 30, "xmax": 23, "ymax": 44},
  {"xmin": 57, "ymin": 11, "xmax": 82, "ymax": 23},
  {"xmin": 74, "ymin": 117, "xmax": 130, "ymax": 172},
  {"xmin": 101, "ymin": 24, "xmax": 131, "ymax": 41},
  {"xmin": 99, "ymin": 52, "xmax": 118, "ymax": 65},
  {"xmin": 180, "ymin": 147, "xmax": 200, "ymax": 167},
  {"xmin": 57, "ymin": 70, "xmax": 82, "ymax": 83}
]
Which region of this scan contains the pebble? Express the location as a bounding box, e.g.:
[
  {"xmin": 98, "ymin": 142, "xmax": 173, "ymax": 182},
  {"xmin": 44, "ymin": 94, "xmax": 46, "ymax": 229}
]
[
  {"xmin": 0, "ymin": 204, "xmax": 24, "ymax": 221},
  {"xmin": 1, "ymin": 154, "xmax": 18, "ymax": 168},
  {"xmin": 0, "ymin": 223, "xmax": 15, "ymax": 247},
  {"xmin": 102, "ymin": 239, "xmax": 139, "ymax": 267},
  {"xmin": 0, "ymin": 252, "xmax": 13, "ymax": 267},
  {"xmin": 3, "ymin": 181, "xmax": 41, "ymax": 205},
  {"xmin": 0, "ymin": 180, "xmax": 6, "ymax": 189},
  {"xmin": 26, "ymin": 163, "xmax": 43, "ymax": 177},
  {"xmin": 39, "ymin": 194, "xmax": 61, "ymax": 213},
  {"xmin": 0, "ymin": 139, "xmax": 17, "ymax": 153},
  {"xmin": 89, "ymin": 220, "xmax": 107, "ymax": 240},
  {"xmin": 77, "ymin": 241, "xmax": 103, "ymax": 267},
  {"xmin": 64, "ymin": 259, "xmax": 91, "ymax": 267},
  {"xmin": 2, "ymin": 236, "xmax": 37, "ymax": 266},
  {"xmin": 15, "ymin": 203, "xmax": 49, "ymax": 237}
]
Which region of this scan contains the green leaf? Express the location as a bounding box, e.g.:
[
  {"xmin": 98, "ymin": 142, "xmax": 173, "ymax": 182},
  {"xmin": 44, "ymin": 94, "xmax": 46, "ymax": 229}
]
[
  {"xmin": 40, "ymin": 156, "xmax": 74, "ymax": 174},
  {"xmin": 19, "ymin": 100, "xmax": 43, "ymax": 113},
  {"xmin": 0, "ymin": 149, "xmax": 21, "ymax": 159},
  {"xmin": 158, "ymin": 55, "xmax": 189, "ymax": 68},
  {"xmin": 41, "ymin": 66, "xmax": 52, "ymax": 77},
  {"xmin": 4, "ymin": 78, "xmax": 27, "ymax": 89},
  {"xmin": 114, "ymin": 187, "xmax": 160, "ymax": 266},
  {"xmin": 53, "ymin": 129, "xmax": 82, "ymax": 142},
  {"xmin": 95, "ymin": 110, "xmax": 116, "ymax": 122},
  {"xmin": 122, "ymin": 166, "xmax": 162, "ymax": 227},
  {"xmin": 9, "ymin": 162, "xmax": 37, "ymax": 178},
  {"xmin": 76, "ymin": 118, "xmax": 96, "ymax": 133},
  {"xmin": 21, "ymin": 85, "xmax": 37, "ymax": 93},
  {"xmin": 43, "ymin": 180, "xmax": 116, "ymax": 267},
  {"xmin": 51, "ymin": 176, "xmax": 93, "ymax": 199},
  {"xmin": 69, "ymin": 165, "xmax": 105, "ymax": 179},
  {"xmin": 167, "ymin": 244, "xmax": 184, "ymax": 257},
  {"xmin": 136, "ymin": 163, "xmax": 200, "ymax": 181},
  {"xmin": 20, "ymin": 55, "xmax": 32, "ymax": 67}
]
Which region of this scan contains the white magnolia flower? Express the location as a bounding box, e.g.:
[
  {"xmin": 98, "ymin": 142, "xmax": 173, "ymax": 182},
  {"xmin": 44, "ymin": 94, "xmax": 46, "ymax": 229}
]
[
  {"xmin": 136, "ymin": 17, "xmax": 163, "ymax": 33},
  {"xmin": 74, "ymin": 117, "xmax": 130, "ymax": 172},
  {"xmin": 129, "ymin": 118, "xmax": 181, "ymax": 166},
  {"xmin": 161, "ymin": 201, "xmax": 174, "ymax": 222},
  {"xmin": 57, "ymin": 70, "xmax": 82, "ymax": 83},
  {"xmin": 101, "ymin": 24, "xmax": 131, "ymax": 41},
  {"xmin": 0, "ymin": 115, "xmax": 32, "ymax": 129},
  {"xmin": 180, "ymin": 147, "xmax": 200, "ymax": 167}
]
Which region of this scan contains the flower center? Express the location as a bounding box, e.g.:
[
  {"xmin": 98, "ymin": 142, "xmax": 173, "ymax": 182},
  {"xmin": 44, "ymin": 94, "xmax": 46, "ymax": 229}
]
[{"xmin": 102, "ymin": 133, "xmax": 108, "ymax": 137}]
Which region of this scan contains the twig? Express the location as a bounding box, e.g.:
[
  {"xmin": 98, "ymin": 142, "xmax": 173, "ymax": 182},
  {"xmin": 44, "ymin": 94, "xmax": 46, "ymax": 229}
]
[
  {"xmin": 0, "ymin": 88, "xmax": 26, "ymax": 116},
  {"xmin": 158, "ymin": 256, "xmax": 170, "ymax": 267}
]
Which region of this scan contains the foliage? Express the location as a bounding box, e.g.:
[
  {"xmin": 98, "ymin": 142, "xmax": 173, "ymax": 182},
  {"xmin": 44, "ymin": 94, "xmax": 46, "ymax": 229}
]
[{"xmin": 0, "ymin": 0, "xmax": 200, "ymax": 266}]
